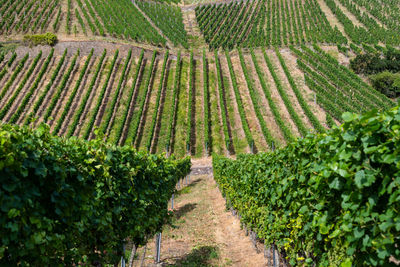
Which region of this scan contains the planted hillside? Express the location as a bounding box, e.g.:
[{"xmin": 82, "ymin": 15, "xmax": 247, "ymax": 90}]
[
  {"xmin": 213, "ymin": 104, "xmax": 400, "ymax": 266},
  {"xmin": 0, "ymin": 123, "xmax": 191, "ymax": 266},
  {"xmin": 195, "ymin": 0, "xmax": 346, "ymax": 50}
]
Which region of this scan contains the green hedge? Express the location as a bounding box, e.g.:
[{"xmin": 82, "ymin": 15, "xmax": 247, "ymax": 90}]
[
  {"xmin": 23, "ymin": 33, "xmax": 58, "ymax": 46},
  {"xmin": 0, "ymin": 123, "xmax": 191, "ymax": 265},
  {"xmin": 213, "ymin": 105, "xmax": 400, "ymax": 266}
]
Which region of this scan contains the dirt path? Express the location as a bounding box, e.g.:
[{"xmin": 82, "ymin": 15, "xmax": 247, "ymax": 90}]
[{"xmin": 131, "ymin": 166, "xmax": 267, "ymax": 267}]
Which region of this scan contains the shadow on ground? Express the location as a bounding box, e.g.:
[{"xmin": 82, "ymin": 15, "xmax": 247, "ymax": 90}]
[
  {"xmin": 176, "ymin": 178, "xmax": 202, "ymax": 195},
  {"xmin": 165, "ymin": 245, "xmax": 219, "ymax": 267},
  {"xmin": 174, "ymin": 203, "xmax": 197, "ymax": 219}
]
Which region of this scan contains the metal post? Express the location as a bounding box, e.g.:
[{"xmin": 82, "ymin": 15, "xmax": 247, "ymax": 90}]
[
  {"xmin": 155, "ymin": 233, "xmax": 162, "ymax": 264},
  {"xmin": 273, "ymin": 244, "xmax": 277, "ymax": 267},
  {"xmin": 171, "ymin": 194, "xmax": 174, "ymax": 210},
  {"xmin": 121, "ymin": 243, "xmax": 126, "ymax": 267}
]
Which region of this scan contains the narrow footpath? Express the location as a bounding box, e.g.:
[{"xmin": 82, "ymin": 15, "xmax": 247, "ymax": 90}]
[{"xmin": 130, "ymin": 159, "xmax": 267, "ymax": 267}]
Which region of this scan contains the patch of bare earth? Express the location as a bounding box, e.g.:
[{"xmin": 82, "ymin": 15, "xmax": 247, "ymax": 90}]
[{"xmin": 131, "ymin": 172, "xmax": 266, "ymax": 267}]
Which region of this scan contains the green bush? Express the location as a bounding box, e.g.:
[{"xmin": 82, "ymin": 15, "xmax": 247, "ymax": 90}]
[
  {"xmin": 0, "ymin": 123, "xmax": 191, "ymax": 266},
  {"xmin": 370, "ymin": 71, "xmax": 400, "ymax": 98},
  {"xmin": 23, "ymin": 33, "xmax": 58, "ymax": 46},
  {"xmin": 350, "ymin": 47, "xmax": 400, "ymax": 75},
  {"xmin": 213, "ymin": 104, "xmax": 400, "ymax": 266}
]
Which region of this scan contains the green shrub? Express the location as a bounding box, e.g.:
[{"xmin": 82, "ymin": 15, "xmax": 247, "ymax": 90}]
[
  {"xmin": 370, "ymin": 71, "xmax": 400, "ymax": 98},
  {"xmin": 213, "ymin": 104, "xmax": 400, "ymax": 266},
  {"xmin": 0, "ymin": 123, "xmax": 191, "ymax": 265},
  {"xmin": 23, "ymin": 33, "xmax": 58, "ymax": 47}
]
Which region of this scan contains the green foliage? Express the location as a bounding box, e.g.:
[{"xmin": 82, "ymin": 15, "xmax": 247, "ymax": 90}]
[
  {"xmin": 239, "ymin": 49, "xmax": 277, "ymax": 147},
  {"xmin": 7, "ymin": 52, "xmax": 16, "ymax": 67},
  {"xmin": 23, "ymin": 33, "xmax": 58, "ymax": 47},
  {"xmin": 350, "ymin": 46, "xmax": 400, "ymax": 75},
  {"xmin": 0, "ymin": 123, "xmax": 191, "ymax": 265},
  {"xmin": 370, "ymin": 71, "xmax": 400, "ymax": 98},
  {"xmin": 213, "ymin": 105, "xmax": 400, "ymax": 266},
  {"xmin": 195, "ymin": 0, "xmax": 345, "ymax": 50},
  {"xmin": 88, "ymin": 0, "xmax": 165, "ymax": 45}
]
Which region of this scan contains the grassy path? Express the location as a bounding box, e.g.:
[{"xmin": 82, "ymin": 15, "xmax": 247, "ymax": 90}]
[{"xmin": 131, "ymin": 161, "xmax": 266, "ymax": 267}]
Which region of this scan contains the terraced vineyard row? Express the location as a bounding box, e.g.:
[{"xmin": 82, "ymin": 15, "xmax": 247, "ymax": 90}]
[
  {"xmin": 195, "ymin": 0, "xmax": 347, "ymax": 49},
  {"xmin": 0, "ymin": 47, "xmax": 394, "ymax": 157},
  {"xmin": 0, "ymin": 0, "xmax": 188, "ymax": 47}
]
